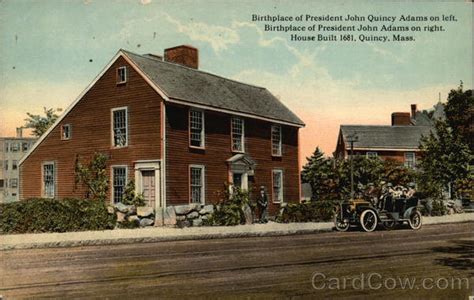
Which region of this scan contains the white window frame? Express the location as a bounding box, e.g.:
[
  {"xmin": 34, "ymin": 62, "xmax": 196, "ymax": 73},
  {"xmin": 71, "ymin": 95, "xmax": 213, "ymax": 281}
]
[
  {"xmin": 111, "ymin": 107, "xmax": 128, "ymax": 148},
  {"xmin": 11, "ymin": 142, "xmax": 19, "ymax": 152},
  {"xmin": 366, "ymin": 152, "xmax": 378, "ymax": 159},
  {"xmin": 271, "ymin": 124, "xmax": 282, "ymax": 156},
  {"xmin": 22, "ymin": 142, "xmax": 29, "ymax": 152},
  {"xmin": 404, "ymin": 152, "xmax": 416, "ymax": 168},
  {"xmin": 189, "ymin": 109, "xmax": 205, "ymax": 149},
  {"xmin": 10, "ymin": 178, "xmax": 18, "ymax": 188},
  {"xmin": 189, "ymin": 164, "xmax": 205, "ymax": 204},
  {"xmin": 231, "ymin": 117, "xmax": 245, "ymax": 153},
  {"xmin": 272, "ymin": 169, "xmax": 284, "ymax": 203},
  {"xmin": 117, "ymin": 66, "xmax": 127, "ymax": 84},
  {"xmin": 111, "ymin": 165, "xmax": 128, "ymax": 204},
  {"xmin": 12, "ymin": 160, "xmax": 18, "ymax": 170},
  {"xmin": 42, "ymin": 161, "xmax": 56, "ymax": 198},
  {"xmin": 61, "ymin": 124, "xmax": 72, "ymax": 140}
]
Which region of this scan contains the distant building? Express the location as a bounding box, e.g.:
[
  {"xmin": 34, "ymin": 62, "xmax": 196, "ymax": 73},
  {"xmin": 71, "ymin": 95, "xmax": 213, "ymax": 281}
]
[
  {"xmin": 0, "ymin": 128, "xmax": 37, "ymax": 203},
  {"xmin": 334, "ymin": 103, "xmax": 445, "ymax": 168}
]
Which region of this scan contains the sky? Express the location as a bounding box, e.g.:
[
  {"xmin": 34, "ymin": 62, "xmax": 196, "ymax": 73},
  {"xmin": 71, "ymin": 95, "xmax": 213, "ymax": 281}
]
[{"xmin": 0, "ymin": 0, "xmax": 472, "ymax": 166}]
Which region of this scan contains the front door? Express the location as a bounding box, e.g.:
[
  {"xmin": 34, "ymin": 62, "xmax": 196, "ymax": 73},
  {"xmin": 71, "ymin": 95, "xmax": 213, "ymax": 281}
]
[
  {"xmin": 232, "ymin": 172, "xmax": 248, "ymax": 190},
  {"xmin": 141, "ymin": 170, "xmax": 155, "ymax": 207}
]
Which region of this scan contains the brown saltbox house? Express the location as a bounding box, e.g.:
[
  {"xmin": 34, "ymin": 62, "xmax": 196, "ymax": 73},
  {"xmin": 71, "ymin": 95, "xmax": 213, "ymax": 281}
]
[
  {"xmin": 334, "ymin": 104, "xmax": 444, "ymax": 168},
  {"xmin": 19, "ymin": 45, "xmax": 305, "ymax": 216}
]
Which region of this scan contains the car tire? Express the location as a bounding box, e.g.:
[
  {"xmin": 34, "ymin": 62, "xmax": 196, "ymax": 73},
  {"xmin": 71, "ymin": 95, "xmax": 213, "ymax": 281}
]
[
  {"xmin": 360, "ymin": 209, "xmax": 377, "ymax": 232},
  {"xmin": 408, "ymin": 210, "xmax": 422, "ymax": 230}
]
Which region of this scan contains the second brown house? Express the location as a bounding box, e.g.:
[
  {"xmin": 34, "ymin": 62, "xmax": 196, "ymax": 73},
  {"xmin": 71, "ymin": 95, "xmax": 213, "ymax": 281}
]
[{"xmin": 19, "ymin": 45, "xmax": 305, "ymax": 217}]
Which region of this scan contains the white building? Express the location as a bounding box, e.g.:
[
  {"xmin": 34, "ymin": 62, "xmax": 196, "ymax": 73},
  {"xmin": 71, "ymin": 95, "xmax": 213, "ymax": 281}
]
[{"xmin": 0, "ymin": 128, "xmax": 36, "ymax": 203}]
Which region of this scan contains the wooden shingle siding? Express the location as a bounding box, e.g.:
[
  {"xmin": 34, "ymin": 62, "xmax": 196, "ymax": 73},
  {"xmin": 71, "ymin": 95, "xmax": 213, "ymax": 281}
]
[
  {"xmin": 20, "ymin": 56, "xmax": 162, "ymax": 201},
  {"xmin": 165, "ymin": 104, "xmax": 299, "ymax": 214}
]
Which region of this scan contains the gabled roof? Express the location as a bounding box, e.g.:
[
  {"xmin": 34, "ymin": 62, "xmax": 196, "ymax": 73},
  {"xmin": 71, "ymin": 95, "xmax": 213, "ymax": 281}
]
[
  {"xmin": 121, "ymin": 50, "xmax": 305, "ymax": 127},
  {"xmin": 340, "ymin": 125, "xmax": 433, "ymax": 150}
]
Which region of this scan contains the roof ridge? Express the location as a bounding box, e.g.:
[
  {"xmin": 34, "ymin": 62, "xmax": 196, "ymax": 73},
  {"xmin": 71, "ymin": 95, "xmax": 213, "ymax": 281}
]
[{"xmin": 121, "ymin": 49, "xmax": 267, "ymax": 90}]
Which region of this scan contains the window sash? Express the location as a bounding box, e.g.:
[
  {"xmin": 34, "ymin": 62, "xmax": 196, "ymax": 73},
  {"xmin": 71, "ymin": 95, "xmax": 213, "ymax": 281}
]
[
  {"xmin": 117, "ymin": 66, "xmax": 127, "ymax": 83},
  {"xmin": 271, "ymin": 125, "xmax": 282, "ymax": 156},
  {"xmin": 43, "ymin": 163, "xmax": 55, "ymax": 198},
  {"xmin": 231, "ymin": 117, "xmax": 244, "ymax": 152},
  {"xmin": 11, "ymin": 143, "xmax": 19, "ymax": 152},
  {"xmin": 62, "ymin": 124, "xmax": 71, "ymax": 140},
  {"xmin": 272, "ymin": 170, "xmax": 283, "ymax": 203},
  {"xmin": 366, "ymin": 152, "xmax": 378, "ymax": 159},
  {"xmin": 12, "ymin": 160, "xmax": 18, "ymax": 170},
  {"xmin": 112, "ymin": 108, "xmax": 128, "ymax": 147},
  {"xmin": 113, "ymin": 167, "xmax": 127, "ymax": 203},
  {"xmin": 190, "ymin": 166, "xmax": 204, "ymax": 204},
  {"xmin": 10, "ymin": 179, "xmax": 18, "ymax": 188},
  {"xmin": 22, "ymin": 142, "xmax": 29, "ymax": 152},
  {"xmin": 189, "ymin": 110, "xmax": 204, "ymax": 147},
  {"xmin": 404, "ymin": 152, "xmax": 416, "ymax": 168}
]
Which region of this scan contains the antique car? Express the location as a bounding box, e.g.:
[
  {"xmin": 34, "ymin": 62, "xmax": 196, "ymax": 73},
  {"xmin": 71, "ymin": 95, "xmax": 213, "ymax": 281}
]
[{"xmin": 334, "ymin": 185, "xmax": 422, "ymax": 232}]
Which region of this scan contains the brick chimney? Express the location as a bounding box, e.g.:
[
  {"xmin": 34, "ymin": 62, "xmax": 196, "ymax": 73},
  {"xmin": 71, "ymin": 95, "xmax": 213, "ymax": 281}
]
[
  {"xmin": 391, "ymin": 112, "xmax": 411, "ymax": 126},
  {"xmin": 410, "ymin": 104, "xmax": 417, "ymax": 118},
  {"xmin": 164, "ymin": 45, "xmax": 198, "ymax": 69}
]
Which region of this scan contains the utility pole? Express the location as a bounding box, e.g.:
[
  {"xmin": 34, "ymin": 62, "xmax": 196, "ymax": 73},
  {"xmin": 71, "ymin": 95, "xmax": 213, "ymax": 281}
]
[{"xmin": 347, "ymin": 133, "xmax": 359, "ymax": 200}]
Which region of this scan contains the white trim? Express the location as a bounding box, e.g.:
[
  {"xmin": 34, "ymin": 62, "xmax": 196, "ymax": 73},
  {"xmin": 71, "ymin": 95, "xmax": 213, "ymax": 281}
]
[
  {"xmin": 189, "ymin": 164, "xmax": 205, "ymax": 205},
  {"xmin": 111, "ymin": 106, "xmax": 129, "ymax": 148},
  {"xmin": 272, "ymin": 169, "xmax": 284, "ymax": 204},
  {"xmin": 167, "ymin": 98, "xmax": 304, "ymax": 128},
  {"xmin": 116, "ymin": 66, "xmax": 127, "ymax": 84},
  {"xmin": 110, "ymin": 165, "xmax": 128, "ymax": 204},
  {"xmin": 134, "ymin": 160, "xmax": 161, "ymax": 210},
  {"xmin": 41, "ymin": 161, "xmax": 56, "ymax": 199},
  {"xmin": 271, "ymin": 124, "xmax": 282, "ymax": 156},
  {"xmin": 61, "ymin": 124, "xmax": 72, "ymax": 140},
  {"xmin": 189, "ymin": 108, "xmax": 205, "ymax": 149},
  {"xmin": 161, "ymin": 103, "xmax": 167, "ymax": 210},
  {"xmin": 231, "ymin": 116, "xmax": 245, "ymax": 153}
]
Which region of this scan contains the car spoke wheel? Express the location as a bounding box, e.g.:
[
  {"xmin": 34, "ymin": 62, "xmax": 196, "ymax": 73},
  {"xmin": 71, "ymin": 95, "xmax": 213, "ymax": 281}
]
[
  {"xmin": 409, "ymin": 210, "xmax": 422, "ymax": 230},
  {"xmin": 360, "ymin": 210, "xmax": 377, "ymax": 232},
  {"xmin": 334, "ymin": 215, "xmax": 350, "ymax": 232}
]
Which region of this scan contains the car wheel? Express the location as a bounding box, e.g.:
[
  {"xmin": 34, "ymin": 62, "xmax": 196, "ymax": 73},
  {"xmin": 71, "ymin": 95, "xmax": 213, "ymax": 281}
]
[
  {"xmin": 360, "ymin": 209, "xmax": 377, "ymax": 232},
  {"xmin": 334, "ymin": 215, "xmax": 350, "ymax": 232},
  {"xmin": 408, "ymin": 210, "xmax": 422, "ymax": 230},
  {"xmin": 382, "ymin": 219, "xmax": 396, "ymax": 230}
]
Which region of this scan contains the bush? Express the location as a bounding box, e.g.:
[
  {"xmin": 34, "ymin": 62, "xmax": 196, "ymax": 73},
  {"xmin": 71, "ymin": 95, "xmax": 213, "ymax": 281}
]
[
  {"xmin": 121, "ymin": 180, "xmax": 145, "ymax": 207},
  {"xmin": 430, "ymin": 199, "xmax": 448, "ymax": 216},
  {"xmin": 205, "ymin": 186, "xmax": 254, "ymax": 226},
  {"xmin": 0, "ymin": 198, "xmax": 116, "ymax": 234},
  {"xmin": 277, "ymin": 200, "xmax": 336, "ymax": 223}
]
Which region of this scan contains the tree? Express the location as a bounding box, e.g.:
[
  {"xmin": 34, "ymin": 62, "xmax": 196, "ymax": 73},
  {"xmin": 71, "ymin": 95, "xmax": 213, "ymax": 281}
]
[
  {"xmin": 301, "ymin": 147, "xmax": 333, "ymax": 201},
  {"xmin": 75, "ymin": 152, "xmax": 109, "ymax": 201},
  {"xmin": 24, "ymin": 107, "xmax": 62, "ymax": 137},
  {"xmin": 418, "ymin": 120, "xmax": 472, "ymax": 198},
  {"xmin": 444, "ymin": 83, "xmax": 473, "ymax": 150}
]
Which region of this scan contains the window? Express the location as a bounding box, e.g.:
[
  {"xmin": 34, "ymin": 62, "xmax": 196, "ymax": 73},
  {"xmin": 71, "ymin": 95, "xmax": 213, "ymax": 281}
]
[
  {"xmin": 112, "ymin": 166, "xmax": 127, "ymax": 203},
  {"xmin": 22, "ymin": 142, "xmax": 29, "ymax": 152},
  {"xmin": 11, "ymin": 142, "xmax": 19, "ymax": 152},
  {"xmin": 405, "ymin": 152, "xmax": 416, "ymax": 168},
  {"xmin": 272, "ymin": 169, "xmax": 283, "ymax": 203},
  {"xmin": 190, "ymin": 165, "xmax": 205, "ymax": 204},
  {"xmin": 0, "ymin": 160, "xmax": 2, "ymax": 169},
  {"xmin": 112, "ymin": 107, "xmax": 128, "ymax": 147},
  {"xmin": 10, "ymin": 179, "xmax": 18, "ymax": 188},
  {"xmin": 4, "ymin": 160, "xmax": 8, "ymax": 171},
  {"xmin": 117, "ymin": 66, "xmax": 127, "ymax": 84},
  {"xmin": 61, "ymin": 124, "xmax": 72, "ymax": 140},
  {"xmin": 4, "ymin": 142, "xmax": 9, "ymax": 152},
  {"xmin": 366, "ymin": 152, "xmax": 378, "ymax": 159},
  {"xmin": 189, "ymin": 110, "xmax": 204, "ymax": 148},
  {"xmin": 0, "ymin": 179, "xmax": 3, "ymax": 188},
  {"xmin": 231, "ymin": 117, "xmax": 244, "ymax": 152},
  {"xmin": 42, "ymin": 162, "xmax": 55, "ymax": 198},
  {"xmin": 271, "ymin": 125, "xmax": 282, "ymax": 156},
  {"xmin": 12, "ymin": 160, "xmax": 18, "ymax": 170}
]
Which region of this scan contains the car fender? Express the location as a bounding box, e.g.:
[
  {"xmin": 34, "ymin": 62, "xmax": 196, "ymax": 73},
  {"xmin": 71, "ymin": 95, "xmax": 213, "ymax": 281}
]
[{"xmin": 403, "ymin": 206, "xmax": 417, "ymax": 219}]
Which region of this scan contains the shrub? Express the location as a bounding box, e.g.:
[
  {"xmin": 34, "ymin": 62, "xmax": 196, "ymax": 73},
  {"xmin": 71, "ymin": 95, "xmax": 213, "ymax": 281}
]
[
  {"xmin": 121, "ymin": 180, "xmax": 145, "ymax": 206},
  {"xmin": 430, "ymin": 199, "xmax": 448, "ymax": 216},
  {"xmin": 205, "ymin": 186, "xmax": 254, "ymax": 226},
  {"xmin": 277, "ymin": 200, "xmax": 336, "ymax": 223},
  {"xmin": 0, "ymin": 198, "xmax": 116, "ymax": 234}
]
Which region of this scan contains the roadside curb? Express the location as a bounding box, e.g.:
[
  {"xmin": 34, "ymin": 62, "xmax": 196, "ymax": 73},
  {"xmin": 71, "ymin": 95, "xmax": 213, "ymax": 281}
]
[{"xmin": 1, "ymin": 214, "xmax": 472, "ymax": 251}]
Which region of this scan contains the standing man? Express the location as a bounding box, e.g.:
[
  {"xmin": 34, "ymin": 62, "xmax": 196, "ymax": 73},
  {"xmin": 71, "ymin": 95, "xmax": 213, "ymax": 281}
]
[{"xmin": 257, "ymin": 186, "xmax": 268, "ymax": 223}]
